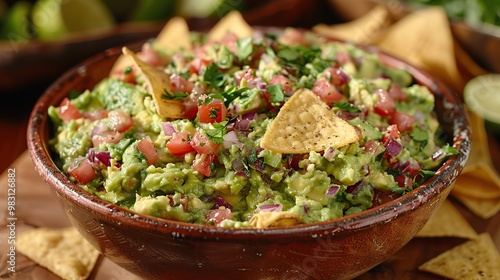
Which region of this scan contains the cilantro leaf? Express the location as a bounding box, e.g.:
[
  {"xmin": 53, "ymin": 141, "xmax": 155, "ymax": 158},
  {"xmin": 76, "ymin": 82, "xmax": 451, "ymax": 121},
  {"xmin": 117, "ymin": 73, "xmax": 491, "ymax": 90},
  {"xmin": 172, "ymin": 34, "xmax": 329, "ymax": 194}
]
[
  {"xmin": 332, "ymin": 102, "xmax": 361, "ymax": 113},
  {"xmin": 220, "ymin": 87, "xmax": 249, "ymax": 107},
  {"xmin": 266, "ymin": 84, "xmax": 284, "ymax": 103},
  {"xmin": 203, "ymin": 121, "xmax": 228, "ymax": 144},
  {"xmin": 442, "ymin": 143, "xmax": 459, "ymax": 156},
  {"xmin": 410, "ymin": 126, "xmax": 428, "ymax": 142},
  {"xmin": 161, "ymin": 89, "xmax": 188, "ymax": 100},
  {"xmin": 203, "ymin": 63, "xmax": 225, "ymax": 87},
  {"xmin": 236, "ymin": 37, "xmax": 253, "ymax": 61}
]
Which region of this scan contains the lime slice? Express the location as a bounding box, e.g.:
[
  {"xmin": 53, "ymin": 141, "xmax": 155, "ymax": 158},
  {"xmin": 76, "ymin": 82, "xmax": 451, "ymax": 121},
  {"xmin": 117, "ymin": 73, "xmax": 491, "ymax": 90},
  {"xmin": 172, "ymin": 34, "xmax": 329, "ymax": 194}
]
[
  {"xmin": 0, "ymin": 1, "xmax": 32, "ymax": 41},
  {"xmin": 176, "ymin": 0, "xmax": 239, "ymax": 18},
  {"xmin": 32, "ymin": 0, "xmax": 115, "ymax": 40},
  {"xmin": 464, "ymin": 74, "xmax": 500, "ymax": 124},
  {"xmin": 130, "ymin": 0, "xmax": 175, "ymax": 21}
]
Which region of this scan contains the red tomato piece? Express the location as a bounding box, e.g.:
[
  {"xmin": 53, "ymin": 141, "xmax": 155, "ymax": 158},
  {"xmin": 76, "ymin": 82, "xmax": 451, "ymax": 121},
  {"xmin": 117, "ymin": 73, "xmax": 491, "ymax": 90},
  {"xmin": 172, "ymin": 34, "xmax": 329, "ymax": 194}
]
[
  {"xmin": 269, "ymin": 74, "xmax": 294, "ymax": 95},
  {"xmin": 198, "ymin": 99, "xmax": 227, "ymax": 124},
  {"xmin": 311, "ymin": 79, "xmax": 344, "ymax": 105},
  {"xmin": 389, "ymin": 111, "xmax": 416, "ymax": 133},
  {"xmin": 167, "ymin": 132, "xmax": 195, "ymax": 156},
  {"xmin": 170, "ymin": 73, "xmax": 194, "ymax": 94},
  {"xmin": 374, "ymin": 89, "xmax": 396, "ymax": 117},
  {"xmin": 189, "ymin": 56, "xmax": 211, "ymax": 75},
  {"xmin": 137, "ymin": 44, "xmax": 163, "ymax": 67},
  {"xmin": 137, "ymin": 136, "xmax": 159, "ymax": 166},
  {"xmin": 192, "ymin": 153, "xmax": 217, "ymax": 177},
  {"xmin": 388, "ymin": 83, "xmax": 408, "ymax": 102},
  {"xmin": 108, "ymin": 110, "xmax": 134, "ymax": 133},
  {"xmin": 190, "ymin": 132, "xmax": 220, "ymax": 155},
  {"xmin": 59, "ymin": 98, "xmax": 83, "ymax": 122},
  {"xmin": 92, "ymin": 130, "xmax": 124, "ymax": 147},
  {"xmin": 381, "ymin": 124, "xmax": 401, "ymax": 145},
  {"xmin": 68, "ymin": 158, "xmax": 96, "ymax": 184},
  {"xmin": 219, "ymin": 32, "xmax": 239, "ymax": 54}
]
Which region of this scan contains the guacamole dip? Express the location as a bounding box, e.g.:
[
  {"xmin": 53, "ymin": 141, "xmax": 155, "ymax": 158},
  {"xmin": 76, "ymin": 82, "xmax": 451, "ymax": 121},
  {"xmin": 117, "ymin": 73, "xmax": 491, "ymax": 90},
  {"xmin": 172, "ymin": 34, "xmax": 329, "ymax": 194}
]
[{"xmin": 48, "ymin": 27, "xmax": 457, "ymax": 228}]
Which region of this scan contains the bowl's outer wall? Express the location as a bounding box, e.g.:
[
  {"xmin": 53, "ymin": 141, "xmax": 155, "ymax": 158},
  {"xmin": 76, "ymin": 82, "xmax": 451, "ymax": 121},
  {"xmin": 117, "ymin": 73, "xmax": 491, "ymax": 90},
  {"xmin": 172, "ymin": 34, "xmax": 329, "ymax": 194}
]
[{"xmin": 28, "ymin": 38, "xmax": 470, "ymax": 280}]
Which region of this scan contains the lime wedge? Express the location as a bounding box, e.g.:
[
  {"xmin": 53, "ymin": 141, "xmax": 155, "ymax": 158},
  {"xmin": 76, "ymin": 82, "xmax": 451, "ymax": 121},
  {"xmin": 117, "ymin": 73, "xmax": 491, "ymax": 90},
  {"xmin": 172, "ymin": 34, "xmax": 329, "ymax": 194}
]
[
  {"xmin": 130, "ymin": 0, "xmax": 175, "ymax": 21},
  {"xmin": 176, "ymin": 0, "xmax": 239, "ymax": 18},
  {"xmin": 32, "ymin": 0, "xmax": 115, "ymax": 40},
  {"xmin": 0, "ymin": 1, "xmax": 32, "ymax": 41},
  {"xmin": 464, "ymin": 74, "xmax": 500, "ymax": 124}
]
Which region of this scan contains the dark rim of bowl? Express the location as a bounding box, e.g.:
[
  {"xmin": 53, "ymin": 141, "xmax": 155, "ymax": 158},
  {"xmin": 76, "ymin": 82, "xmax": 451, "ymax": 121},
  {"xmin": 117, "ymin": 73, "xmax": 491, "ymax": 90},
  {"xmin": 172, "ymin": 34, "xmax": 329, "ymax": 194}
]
[{"xmin": 27, "ymin": 33, "xmax": 471, "ymax": 241}]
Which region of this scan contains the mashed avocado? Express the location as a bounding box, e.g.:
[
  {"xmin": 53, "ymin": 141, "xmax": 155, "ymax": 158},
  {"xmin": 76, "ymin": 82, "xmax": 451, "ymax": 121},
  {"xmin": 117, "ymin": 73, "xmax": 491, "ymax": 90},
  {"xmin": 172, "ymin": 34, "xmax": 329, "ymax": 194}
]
[{"xmin": 48, "ymin": 28, "xmax": 457, "ymax": 228}]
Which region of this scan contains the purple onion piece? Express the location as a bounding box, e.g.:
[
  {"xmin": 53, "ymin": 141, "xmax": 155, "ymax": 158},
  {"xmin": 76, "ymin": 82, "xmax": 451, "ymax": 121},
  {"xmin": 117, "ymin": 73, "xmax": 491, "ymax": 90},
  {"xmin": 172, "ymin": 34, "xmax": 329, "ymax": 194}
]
[
  {"xmin": 323, "ymin": 147, "xmax": 337, "ymax": 161},
  {"xmin": 161, "ymin": 122, "xmax": 176, "ymax": 136},
  {"xmin": 385, "ymin": 139, "xmax": 403, "ymax": 157},
  {"xmin": 326, "ymin": 185, "xmax": 340, "ymax": 198},
  {"xmin": 431, "ymin": 148, "xmax": 446, "ymax": 161},
  {"xmin": 223, "ymin": 131, "xmax": 242, "ymax": 149},
  {"xmin": 87, "ymin": 150, "xmax": 112, "ymax": 167},
  {"xmin": 362, "ymin": 164, "xmax": 371, "ymax": 176},
  {"xmin": 302, "ymin": 204, "xmax": 310, "ymax": 214},
  {"xmin": 231, "ymin": 158, "xmax": 245, "ymax": 171},
  {"xmin": 213, "ymin": 196, "xmax": 232, "ymax": 210},
  {"xmin": 259, "ymin": 203, "xmax": 283, "ymax": 212}
]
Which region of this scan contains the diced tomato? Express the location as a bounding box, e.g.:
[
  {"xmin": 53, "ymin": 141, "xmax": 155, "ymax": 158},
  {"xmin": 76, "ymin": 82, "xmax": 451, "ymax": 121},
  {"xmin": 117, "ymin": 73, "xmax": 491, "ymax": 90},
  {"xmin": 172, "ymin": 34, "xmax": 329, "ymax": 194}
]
[
  {"xmin": 279, "ymin": 28, "xmax": 308, "ymax": 46},
  {"xmin": 68, "ymin": 158, "xmax": 96, "ymax": 184},
  {"xmin": 234, "ymin": 69, "xmax": 258, "ymax": 88},
  {"xmin": 389, "ymin": 111, "xmax": 416, "ymax": 133},
  {"xmin": 189, "ymin": 56, "xmax": 211, "ymax": 75},
  {"xmin": 83, "ymin": 110, "xmax": 108, "ymax": 121},
  {"xmin": 137, "ymin": 137, "xmax": 159, "ymax": 166},
  {"xmin": 59, "ymin": 98, "xmax": 83, "ymax": 122},
  {"xmin": 198, "ymin": 99, "xmax": 227, "ymax": 123},
  {"xmin": 335, "ymin": 51, "xmax": 354, "ymax": 67},
  {"xmin": 374, "ymin": 89, "xmax": 396, "ymax": 117},
  {"xmin": 170, "ymin": 73, "xmax": 194, "ymax": 94},
  {"xmin": 137, "ymin": 44, "xmax": 163, "ymax": 67},
  {"xmin": 311, "ymin": 79, "xmax": 344, "ymax": 105},
  {"xmin": 364, "ymin": 139, "xmax": 384, "ymax": 156},
  {"xmin": 269, "ymin": 74, "xmax": 294, "ymax": 95},
  {"xmin": 108, "ymin": 110, "xmax": 134, "ymax": 133},
  {"xmin": 166, "ymin": 132, "xmax": 195, "ymax": 156},
  {"xmin": 381, "ymin": 124, "xmax": 401, "ymax": 145},
  {"xmin": 219, "ymin": 32, "xmax": 239, "ymax": 54},
  {"xmin": 190, "ymin": 132, "xmax": 220, "ymax": 154},
  {"xmin": 183, "ymin": 95, "xmax": 199, "ymax": 119},
  {"xmin": 110, "ymin": 65, "xmax": 136, "ymax": 84},
  {"xmin": 390, "ymin": 160, "xmax": 421, "ymax": 188},
  {"xmin": 192, "ymin": 153, "xmax": 217, "ymax": 177},
  {"xmin": 206, "ymin": 208, "xmax": 234, "ymax": 226},
  {"xmin": 388, "ymin": 83, "xmax": 408, "ymax": 102},
  {"xmin": 92, "ymin": 130, "xmax": 124, "ymax": 147},
  {"xmin": 323, "ymin": 67, "xmax": 349, "ymax": 87}
]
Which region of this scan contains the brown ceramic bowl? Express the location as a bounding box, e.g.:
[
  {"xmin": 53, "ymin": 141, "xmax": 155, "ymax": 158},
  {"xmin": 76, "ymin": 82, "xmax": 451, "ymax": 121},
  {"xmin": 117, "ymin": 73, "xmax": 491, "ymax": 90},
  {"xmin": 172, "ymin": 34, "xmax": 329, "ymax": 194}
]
[{"xmin": 27, "ymin": 33, "xmax": 471, "ymax": 279}]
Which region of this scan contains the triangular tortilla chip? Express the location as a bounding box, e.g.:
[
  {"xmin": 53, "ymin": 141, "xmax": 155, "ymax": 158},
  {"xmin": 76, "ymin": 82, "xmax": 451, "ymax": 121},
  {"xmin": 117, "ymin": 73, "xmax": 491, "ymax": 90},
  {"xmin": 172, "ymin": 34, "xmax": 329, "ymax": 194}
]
[
  {"xmin": 415, "ymin": 200, "xmax": 478, "ymax": 239},
  {"xmin": 153, "ymin": 16, "xmax": 192, "ymax": 52},
  {"xmin": 249, "ymin": 211, "xmax": 301, "ymax": 229},
  {"xmin": 207, "ymin": 10, "xmax": 253, "ymax": 42},
  {"xmin": 260, "ymin": 89, "xmax": 359, "ymax": 154},
  {"xmin": 122, "ymin": 47, "xmax": 184, "ymax": 119},
  {"xmin": 452, "ymin": 191, "xmax": 500, "ymax": 220},
  {"xmin": 419, "ymin": 233, "xmax": 500, "ymax": 279},
  {"xmin": 17, "ymin": 227, "xmax": 100, "ymax": 280}
]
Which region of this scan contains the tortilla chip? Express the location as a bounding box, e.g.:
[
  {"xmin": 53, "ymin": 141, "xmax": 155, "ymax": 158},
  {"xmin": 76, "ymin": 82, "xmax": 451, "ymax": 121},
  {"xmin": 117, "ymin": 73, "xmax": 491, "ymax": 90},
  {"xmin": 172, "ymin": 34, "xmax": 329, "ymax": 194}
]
[
  {"xmin": 419, "ymin": 233, "xmax": 500, "ymax": 279},
  {"xmin": 153, "ymin": 16, "xmax": 192, "ymax": 52},
  {"xmin": 415, "ymin": 200, "xmax": 478, "ymax": 239},
  {"xmin": 122, "ymin": 47, "xmax": 184, "ymax": 119},
  {"xmin": 17, "ymin": 227, "xmax": 100, "ymax": 280},
  {"xmin": 452, "ymin": 164, "xmax": 500, "ymax": 199},
  {"xmin": 207, "ymin": 10, "xmax": 253, "ymax": 42},
  {"xmin": 452, "ymin": 191, "xmax": 500, "ymax": 219},
  {"xmin": 260, "ymin": 89, "xmax": 359, "ymax": 154},
  {"xmin": 313, "ymin": 5, "xmax": 392, "ymax": 44},
  {"xmin": 249, "ymin": 211, "xmax": 301, "ymax": 229}
]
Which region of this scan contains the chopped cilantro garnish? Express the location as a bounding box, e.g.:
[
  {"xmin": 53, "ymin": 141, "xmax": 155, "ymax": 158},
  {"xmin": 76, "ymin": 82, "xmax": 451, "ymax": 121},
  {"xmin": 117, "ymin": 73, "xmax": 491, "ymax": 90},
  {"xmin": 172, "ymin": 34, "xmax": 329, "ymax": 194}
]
[
  {"xmin": 266, "ymin": 84, "xmax": 285, "ymax": 103},
  {"xmin": 209, "ymin": 107, "xmax": 219, "ymax": 119},
  {"xmin": 410, "ymin": 126, "xmax": 428, "ymax": 142},
  {"xmin": 203, "ymin": 121, "xmax": 228, "ymax": 144},
  {"xmin": 203, "ymin": 63, "xmax": 226, "ymax": 87},
  {"xmin": 236, "ymin": 37, "xmax": 253, "ymax": 61},
  {"xmin": 124, "ymin": 66, "xmax": 132, "ymax": 74},
  {"xmin": 442, "ymin": 143, "xmax": 459, "ymax": 156},
  {"xmin": 248, "ymin": 150, "xmax": 257, "ymax": 164},
  {"xmin": 220, "ymin": 87, "xmax": 249, "ymax": 107},
  {"xmin": 332, "ymin": 102, "xmax": 361, "ymax": 113},
  {"xmin": 413, "ymin": 169, "xmax": 436, "ymax": 187},
  {"xmin": 161, "ymin": 89, "xmax": 188, "ymax": 100}
]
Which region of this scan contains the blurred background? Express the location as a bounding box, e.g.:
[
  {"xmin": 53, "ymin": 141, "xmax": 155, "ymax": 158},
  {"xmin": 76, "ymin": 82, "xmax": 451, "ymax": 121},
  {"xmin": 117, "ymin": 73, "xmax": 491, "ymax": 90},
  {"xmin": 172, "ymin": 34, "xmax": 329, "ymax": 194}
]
[{"xmin": 0, "ymin": 0, "xmax": 499, "ymax": 172}]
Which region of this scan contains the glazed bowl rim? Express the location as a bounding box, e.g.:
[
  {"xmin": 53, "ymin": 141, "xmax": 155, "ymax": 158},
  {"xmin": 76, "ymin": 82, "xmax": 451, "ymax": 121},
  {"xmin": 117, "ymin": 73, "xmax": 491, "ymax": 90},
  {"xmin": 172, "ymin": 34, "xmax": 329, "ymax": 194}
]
[{"xmin": 27, "ymin": 31, "xmax": 471, "ymax": 240}]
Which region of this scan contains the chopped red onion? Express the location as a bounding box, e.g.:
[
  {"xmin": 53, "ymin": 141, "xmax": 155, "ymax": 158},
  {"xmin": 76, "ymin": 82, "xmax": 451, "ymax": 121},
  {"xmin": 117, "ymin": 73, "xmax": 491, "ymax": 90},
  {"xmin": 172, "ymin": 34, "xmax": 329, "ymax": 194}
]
[
  {"xmin": 385, "ymin": 139, "xmax": 403, "ymax": 157},
  {"xmin": 161, "ymin": 122, "xmax": 176, "ymax": 136},
  {"xmin": 87, "ymin": 150, "xmax": 112, "ymax": 167},
  {"xmin": 362, "ymin": 164, "xmax": 371, "ymax": 176},
  {"xmin": 302, "ymin": 204, "xmax": 310, "ymax": 214},
  {"xmin": 231, "ymin": 158, "xmax": 245, "ymax": 171},
  {"xmin": 431, "ymin": 148, "xmax": 446, "ymax": 161},
  {"xmin": 323, "ymin": 147, "xmax": 337, "ymax": 161},
  {"xmin": 223, "ymin": 131, "xmax": 242, "ymax": 149},
  {"xmin": 326, "ymin": 185, "xmax": 340, "ymax": 198},
  {"xmin": 213, "ymin": 196, "xmax": 232, "ymax": 210},
  {"xmin": 259, "ymin": 203, "xmax": 282, "ymax": 212}
]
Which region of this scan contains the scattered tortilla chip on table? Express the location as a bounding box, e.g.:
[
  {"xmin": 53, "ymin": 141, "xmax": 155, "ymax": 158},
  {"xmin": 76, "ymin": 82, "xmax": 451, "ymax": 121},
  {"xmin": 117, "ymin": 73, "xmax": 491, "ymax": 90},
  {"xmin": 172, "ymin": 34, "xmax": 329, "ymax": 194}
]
[
  {"xmin": 415, "ymin": 200, "xmax": 478, "ymax": 239},
  {"xmin": 260, "ymin": 89, "xmax": 359, "ymax": 154},
  {"xmin": 16, "ymin": 227, "xmax": 100, "ymax": 280},
  {"xmin": 122, "ymin": 47, "xmax": 184, "ymax": 119},
  {"xmin": 419, "ymin": 233, "xmax": 500, "ymax": 279},
  {"xmin": 206, "ymin": 10, "xmax": 253, "ymax": 42},
  {"xmin": 452, "ymin": 192, "xmax": 500, "ymax": 220}
]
